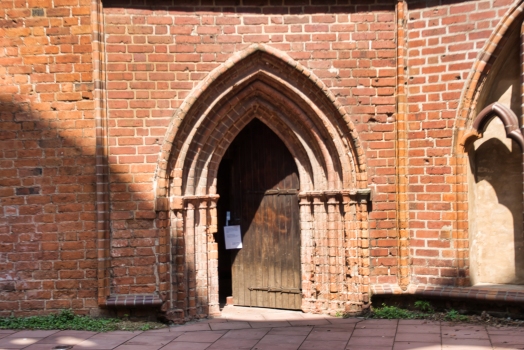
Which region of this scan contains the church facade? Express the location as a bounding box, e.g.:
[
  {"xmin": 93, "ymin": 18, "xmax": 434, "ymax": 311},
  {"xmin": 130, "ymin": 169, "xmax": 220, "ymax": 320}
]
[{"xmin": 1, "ymin": 0, "xmax": 524, "ymax": 320}]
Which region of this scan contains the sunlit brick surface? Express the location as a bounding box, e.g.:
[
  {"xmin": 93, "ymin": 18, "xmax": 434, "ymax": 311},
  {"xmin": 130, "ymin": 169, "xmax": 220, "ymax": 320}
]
[{"xmin": 0, "ymin": 0, "xmax": 522, "ymax": 318}]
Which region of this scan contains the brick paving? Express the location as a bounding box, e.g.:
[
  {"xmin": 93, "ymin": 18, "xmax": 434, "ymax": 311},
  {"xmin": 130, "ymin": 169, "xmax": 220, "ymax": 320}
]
[{"xmin": 0, "ymin": 306, "xmax": 523, "ymax": 350}]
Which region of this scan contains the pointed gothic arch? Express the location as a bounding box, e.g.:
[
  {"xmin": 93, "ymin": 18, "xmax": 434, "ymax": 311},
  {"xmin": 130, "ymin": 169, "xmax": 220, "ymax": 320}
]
[
  {"xmin": 155, "ymin": 44, "xmax": 371, "ymax": 318},
  {"xmin": 464, "ymin": 103, "xmax": 524, "ymax": 285},
  {"xmin": 461, "ymin": 102, "xmax": 524, "ymax": 151},
  {"xmin": 155, "ymin": 44, "xmax": 367, "ymax": 204},
  {"xmin": 454, "ymin": 0, "xmax": 524, "ymax": 150},
  {"xmin": 452, "ymin": 1, "xmax": 524, "ymax": 286}
]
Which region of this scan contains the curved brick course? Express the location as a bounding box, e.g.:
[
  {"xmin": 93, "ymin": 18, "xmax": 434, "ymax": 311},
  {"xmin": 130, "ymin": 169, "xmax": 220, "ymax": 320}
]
[{"xmin": 154, "ymin": 44, "xmax": 368, "ymax": 203}]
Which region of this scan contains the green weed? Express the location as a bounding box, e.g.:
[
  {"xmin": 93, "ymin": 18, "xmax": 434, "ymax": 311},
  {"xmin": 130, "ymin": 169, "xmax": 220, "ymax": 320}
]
[
  {"xmin": 0, "ymin": 310, "xmax": 119, "ymax": 332},
  {"xmin": 414, "ymin": 300, "xmax": 434, "ymax": 313},
  {"xmin": 445, "ymin": 309, "xmax": 468, "ymax": 322},
  {"xmin": 139, "ymin": 324, "xmax": 151, "ymax": 331},
  {"xmin": 0, "ymin": 310, "xmax": 166, "ymax": 332},
  {"xmin": 372, "ymin": 304, "xmax": 417, "ymax": 319}
]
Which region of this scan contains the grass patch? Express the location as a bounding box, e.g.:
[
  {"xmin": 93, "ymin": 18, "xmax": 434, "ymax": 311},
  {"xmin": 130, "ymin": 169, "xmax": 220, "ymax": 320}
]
[
  {"xmin": 0, "ymin": 310, "xmax": 167, "ymax": 332},
  {"xmin": 370, "ymin": 301, "xmax": 511, "ymax": 326},
  {"xmin": 414, "ymin": 300, "xmax": 434, "ymax": 313},
  {"xmin": 372, "ymin": 303, "xmax": 425, "ymax": 319},
  {"xmin": 371, "ymin": 302, "xmax": 469, "ymax": 321},
  {"xmin": 445, "ymin": 309, "xmax": 468, "ymax": 322}
]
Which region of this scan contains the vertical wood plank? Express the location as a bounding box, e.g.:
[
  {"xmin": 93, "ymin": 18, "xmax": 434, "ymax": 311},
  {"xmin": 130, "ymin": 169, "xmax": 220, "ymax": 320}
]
[
  {"xmin": 227, "ymin": 119, "xmax": 301, "ymax": 309},
  {"xmin": 262, "ymin": 195, "xmax": 270, "ymax": 307},
  {"xmin": 268, "ymin": 194, "xmax": 276, "ymax": 308},
  {"xmin": 292, "ymin": 194, "xmax": 301, "ymax": 309}
]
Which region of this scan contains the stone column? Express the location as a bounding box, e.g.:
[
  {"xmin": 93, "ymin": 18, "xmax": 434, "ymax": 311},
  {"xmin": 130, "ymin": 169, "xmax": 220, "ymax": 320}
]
[
  {"xmin": 298, "ymin": 193, "xmax": 313, "ymax": 312},
  {"xmin": 170, "ymin": 210, "xmax": 185, "ymax": 319},
  {"xmin": 207, "ymin": 196, "xmax": 220, "ymax": 316},
  {"xmin": 342, "ymin": 191, "xmax": 358, "ymax": 310},
  {"xmin": 356, "ymin": 190, "xmax": 371, "ymax": 310},
  {"xmin": 325, "ymin": 191, "xmax": 340, "ymax": 312},
  {"xmin": 184, "ymin": 199, "xmax": 196, "ymax": 318},
  {"xmin": 311, "ymin": 193, "xmax": 327, "ymax": 310},
  {"xmin": 195, "ymin": 198, "xmax": 208, "ymax": 317},
  {"xmin": 157, "ymin": 210, "xmax": 170, "ymax": 310}
]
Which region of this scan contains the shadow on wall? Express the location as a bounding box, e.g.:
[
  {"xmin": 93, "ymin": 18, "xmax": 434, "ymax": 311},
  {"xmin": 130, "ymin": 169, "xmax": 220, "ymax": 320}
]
[
  {"xmin": 468, "ymin": 120, "xmax": 524, "ymax": 285},
  {"xmin": 0, "ymin": 99, "xmax": 110, "ymax": 316},
  {"xmin": 407, "ymin": 0, "xmax": 478, "ymax": 10},
  {"xmin": 0, "ymin": 97, "xmax": 175, "ymax": 318},
  {"xmin": 102, "ymin": 0, "xmax": 397, "ymax": 12},
  {"xmin": 102, "ymin": 0, "xmax": 469, "ymax": 12}
]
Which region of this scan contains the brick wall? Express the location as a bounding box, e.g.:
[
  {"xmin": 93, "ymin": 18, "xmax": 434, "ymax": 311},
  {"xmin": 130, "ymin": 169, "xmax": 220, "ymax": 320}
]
[
  {"xmin": 0, "ymin": 0, "xmax": 97, "ymax": 316},
  {"xmin": 102, "ymin": 0, "xmax": 399, "ymax": 299},
  {"xmin": 0, "ymin": 0, "xmax": 521, "ymax": 317},
  {"xmin": 404, "ymin": 0, "xmax": 515, "ymax": 287}
]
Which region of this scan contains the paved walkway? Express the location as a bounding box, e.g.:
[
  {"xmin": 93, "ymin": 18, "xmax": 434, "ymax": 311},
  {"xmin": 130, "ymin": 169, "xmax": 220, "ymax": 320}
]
[{"xmin": 0, "ymin": 306, "xmax": 523, "ymax": 349}]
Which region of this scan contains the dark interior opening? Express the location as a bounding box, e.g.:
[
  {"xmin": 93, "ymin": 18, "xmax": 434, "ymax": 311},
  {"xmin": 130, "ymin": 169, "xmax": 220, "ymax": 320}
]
[
  {"xmin": 217, "ymin": 156, "xmax": 233, "ymax": 306},
  {"xmin": 216, "ymin": 118, "xmax": 301, "ymax": 309}
]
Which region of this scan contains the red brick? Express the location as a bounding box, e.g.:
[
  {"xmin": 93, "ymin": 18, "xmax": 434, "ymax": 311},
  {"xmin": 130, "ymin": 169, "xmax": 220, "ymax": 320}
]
[{"xmin": 0, "ymin": 0, "xmax": 517, "ymax": 320}]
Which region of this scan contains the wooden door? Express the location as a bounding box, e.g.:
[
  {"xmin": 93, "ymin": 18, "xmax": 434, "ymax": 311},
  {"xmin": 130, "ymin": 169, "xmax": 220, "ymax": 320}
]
[{"xmin": 227, "ymin": 119, "xmax": 301, "ymax": 310}]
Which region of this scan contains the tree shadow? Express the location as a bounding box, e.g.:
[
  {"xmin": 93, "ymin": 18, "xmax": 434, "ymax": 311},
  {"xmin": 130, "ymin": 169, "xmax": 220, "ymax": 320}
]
[{"xmin": 0, "ymin": 99, "xmax": 100, "ymax": 316}]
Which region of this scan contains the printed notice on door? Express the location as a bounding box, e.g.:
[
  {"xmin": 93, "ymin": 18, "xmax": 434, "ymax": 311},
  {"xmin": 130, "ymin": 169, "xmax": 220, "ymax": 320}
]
[{"xmin": 224, "ymin": 225, "xmax": 242, "ymax": 250}]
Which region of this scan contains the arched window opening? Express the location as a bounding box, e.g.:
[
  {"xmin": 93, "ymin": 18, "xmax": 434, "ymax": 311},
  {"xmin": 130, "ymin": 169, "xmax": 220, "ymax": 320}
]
[
  {"xmin": 468, "ymin": 116, "xmax": 524, "ymax": 285},
  {"xmin": 462, "ymin": 16, "xmax": 524, "ymax": 286}
]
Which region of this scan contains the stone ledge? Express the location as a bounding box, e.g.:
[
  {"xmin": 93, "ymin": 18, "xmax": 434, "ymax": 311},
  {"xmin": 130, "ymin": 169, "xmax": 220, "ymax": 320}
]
[
  {"xmin": 372, "ymin": 284, "xmax": 524, "ymax": 303},
  {"xmin": 105, "ymin": 294, "xmax": 163, "ymax": 308}
]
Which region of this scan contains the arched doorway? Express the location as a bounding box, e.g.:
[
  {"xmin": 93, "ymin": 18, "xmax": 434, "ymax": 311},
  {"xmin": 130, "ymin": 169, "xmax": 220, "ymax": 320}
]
[
  {"xmin": 155, "ymin": 44, "xmax": 370, "ymax": 319},
  {"xmin": 217, "ymin": 119, "xmax": 301, "ymax": 309}
]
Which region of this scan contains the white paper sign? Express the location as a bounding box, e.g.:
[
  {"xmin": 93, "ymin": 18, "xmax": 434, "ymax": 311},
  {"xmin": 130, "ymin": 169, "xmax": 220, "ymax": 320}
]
[{"xmin": 224, "ymin": 225, "xmax": 242, "ymax": 250}]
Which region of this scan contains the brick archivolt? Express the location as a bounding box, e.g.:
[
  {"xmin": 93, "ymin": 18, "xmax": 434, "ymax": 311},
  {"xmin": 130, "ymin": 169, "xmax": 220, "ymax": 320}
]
[
  {"xmin": 156, "ymin": 44, "xmax": 371, "ymax": 318},
  {"xmin": 154, "ymin": 44, "xmax": 367, "ymax": 207},
  {"xmin": 182, "ymin": 75, "xmax": 328, "ymax": 196}
]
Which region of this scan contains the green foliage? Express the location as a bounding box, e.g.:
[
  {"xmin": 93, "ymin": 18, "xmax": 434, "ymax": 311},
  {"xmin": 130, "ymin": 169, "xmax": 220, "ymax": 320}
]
[
  {"xmin": 139, "ymin": 324, "xmax": 151, "ymax": 331},
  {"xmin": 0, "ymin": 310, "xmax": 120, "ymax": 332},
  {"xmin": 445, "ymin": 309, "xmax": 468, "ymax": 322},
  {"xmin": 371, "ymin": 303, "xmax": 472, "ymax": 323},
  {"xmin": 372, "ymin": 304, "xmax": 417, "ymax": 319},
  {"xmin": 414, "ymin": 300, "xmax": 434, "ymax": 313}
]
